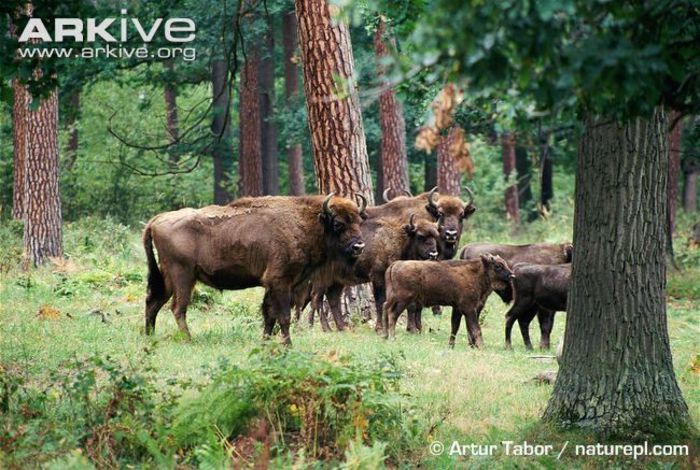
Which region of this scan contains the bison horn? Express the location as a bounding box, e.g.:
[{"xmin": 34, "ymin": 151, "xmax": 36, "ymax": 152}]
[
  {"xmin": 322, "ymin": 192, "xmax": 335, "ymax": 216},
  {"xmin": 401, "ymin": 189, "xmax": 413, "ymax": 197},
  {"xmin": 428, "ymin": 186, "xmax": 438, "ymax": 208},
  {"xmin": 463, "ymin": 185, "xmax": 475, "ymax": 206},
  {"xmin": 408, "ymin": 213, "xmax": 416, "ymax": 231},
  {"xmin": 382, "ymin": 188, "xmax": 392, "ymax": 203},
  {"xmin": 357, "ymin": 193, "xmax": 368, "ymax": 213}
]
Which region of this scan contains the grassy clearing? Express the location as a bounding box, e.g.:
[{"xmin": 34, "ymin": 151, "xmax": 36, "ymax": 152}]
[{"xmin": 1, "ymin": 215, "xmax": 698, "ymax": 468}]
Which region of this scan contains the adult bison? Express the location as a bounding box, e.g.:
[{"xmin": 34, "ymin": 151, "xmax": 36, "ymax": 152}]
[
  {"xmin": 143, "ymin": 193, "xmax": 366, "ymax": 344},
  {"xmin": 383, "ymin": 254, "xmax": 514, "ymax": 347},
  {"xmin": 460, "ymin": 242, "xmax": 572, "ymax": 349}
]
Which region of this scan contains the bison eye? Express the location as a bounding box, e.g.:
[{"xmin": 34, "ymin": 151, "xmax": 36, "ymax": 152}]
[{"xmin": 333, "ymin": 221, "xmax": 345, "ymax": 232}]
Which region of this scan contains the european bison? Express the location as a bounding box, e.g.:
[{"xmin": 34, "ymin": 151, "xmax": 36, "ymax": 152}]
[
  {"xmin": 382, "ymin": 254, "xmax": 514, "ymax": 348},
  {"xmin": 143, "ymin": 193, "xmax": 366, "ymax": 344},
  {"xmin": 307, "ymin": 214, "xmax": 441, "ymax": 332},
  {"xmin": 460, "ymin": 241, "xmax": 572, "ymax": 347},
  {"xmin": 505, "ymin": 263, "xmax": 570, "ymax": 350}
]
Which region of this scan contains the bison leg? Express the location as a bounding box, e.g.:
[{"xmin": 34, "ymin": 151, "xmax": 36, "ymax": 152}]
[
  {"xmin": 326, "ymin": 284, "xmax": 346, "ymax": 331},
  {"xmin": 406, "ymin": 306, "xmax": 419, "ymax": 333},
  {"xmin": 262, "ymin": 292, "xmax": 277, "ymax": 339},
  {"xmin": 504, "ymin": 314, "xmax": 517, "ymax": 350},
  {"xmin": 385, "ymin": 300, "xmax": 405, "ymax": 340},
  {"xmin": 415, "ymin": 307, "xmax": 423, "ymax": 332},
  {"xmin": 537, "ymin": 309, "xmax": 555, "ymax": 350},
  {"xmin": 372, "ymin": 284, "xmax": 386, "ymax": 334},
  {"xmin": 145, "ymin": 283, "xmax": 171, "ymax": 336},
  {"xmin": 465, "ymin": 309, "xmax": 483, "ymax": 348},
  {"xmin": 169, "ymin": 266, "xmax": 195, "ymax": 340},
  {"xmin": 265, "ymin": 289, "xmax": 293, "ymax": 345},
  {"xmin": 448, "ymin": 307, "xmax": 461, "ymax": 348},
  {"xmin": 517, "ymin": 307, "xmax": 538, "ymax": 350},
  {"xmin": 504, "ymin": 300, "xmax": 533, "ymax": 349}
]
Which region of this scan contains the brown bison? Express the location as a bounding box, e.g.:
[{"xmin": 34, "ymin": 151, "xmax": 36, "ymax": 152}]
[
  {"xmin": 382, "ymin": 255, "xmax": 514, "ymax": 348},
  {"xmin": 459, "ymin": 242, "xmax": 572, "ymax": 349},
  {"xmin": 305, "ymin": 214, "xmax": 441, "ymax": 332},
  {"xmin": 505, "ymin": 263, "xmax": 570, "ymax": 350},
  {"xmin": 143, "ymin": 194, "xmax": 366, "ymax": 344}
]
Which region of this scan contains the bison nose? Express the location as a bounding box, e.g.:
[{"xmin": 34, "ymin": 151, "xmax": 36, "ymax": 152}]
[
  {"xmin": 444, "ymin": 229, "xmax": 458, "ymax": 241},
  {"xmin": 509, "ymin": 274, "xmax": 516, "ymax": 279},
  {"xmin": 429, "ymin": 251, "xmax": 438, "ymax": 260},
  {"xmin": 352, "ymin": 242, "xmax": 365, "ymax": 255}
]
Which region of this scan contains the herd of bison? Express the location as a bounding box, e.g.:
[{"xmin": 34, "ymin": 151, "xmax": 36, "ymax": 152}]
[{"xmin": 143, "ymin": 188, "xmax": 572, "ymax": 350}]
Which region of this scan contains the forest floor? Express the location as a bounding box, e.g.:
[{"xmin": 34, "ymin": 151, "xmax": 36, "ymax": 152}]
[{"xmin": 1, "ymin": 215, "xmax": 698, "ymax": 468}]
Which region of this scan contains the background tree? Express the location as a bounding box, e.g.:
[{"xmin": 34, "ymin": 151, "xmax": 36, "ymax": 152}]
[
  {"xmin": 239, "ymin": 39, "xmax": 264, "ymax": 197},
  {"xmin": 163, "ymin": 61, "xmax": 180, "ymax": 149},
  {"xmin": 11, "ymin": 79, "xmax": 27, "ymax": 220},
  {"xmin": 260, "ymin": 16, "xmax": 280, "ymax": 195},
  {"xmin": 282, "ymin": 9, "xmax": 305, "ymax": 195},
  {"xmin": 436, "ymin": 126, "xmax": 461, "ymax": 196},
  {"xmin": 501, "ymin": 132, "xmax": 519, "ymax": 224},
  {"xmin": 212, "ymin": 59, "xmax": 234, "ymax": 203}
]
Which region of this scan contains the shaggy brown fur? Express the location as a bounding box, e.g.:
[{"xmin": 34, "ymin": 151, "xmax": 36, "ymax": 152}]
[
  {"xmin": 143, "ymin": 195, "xmax": 365, "ymax": 344},
  {"xmin": 383, "ymin": 255, "xmax": 513, "ymax": 348}
]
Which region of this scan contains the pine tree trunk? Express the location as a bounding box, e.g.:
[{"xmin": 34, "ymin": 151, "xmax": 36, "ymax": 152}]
[
  {"xmin": 437, "ymin": 126, "xmax": 461, "ymax": 196},
  {"xmin": 23, "ymin": 89, "xmax": 63, "ymax": 266},
  {"xmin": 543, "ymin": 108, "xmax": 691, "ymax": 437},
  {"xmin": 540, "ymin": 140, "xmax": 554, "ymax": 210},
  {"xmin": 667, "ymin": 111, "xmax": 682, "ymax": 234},
  {"xmin": 682, "ymin": 166, "xmax": 697, "ymax": 212},
  {"xmin": 374, "ymin": 19, "xmax": 409, "ymax": 196},
  {"xmin": 163, "ymin": 60, "xmax": 179, "ymax": 154},
  {"xmin": 501, "ymin": 132, "xmax": 520, "ymax": 223},
  {"xmin": 294, "ymin": 0, "xmax": 373, "ymax": 199},
  {"xmin": 239, "ymin": 43, "xmax": 264, "ymax": 197},
  {"xmin": 211, "ymin": 59, "xmax": 233, "ymax": 204},
  {"xmin": 282, "ymin": 10, "xmax": 304, "ymax": 196},
  {"xmin": 12, "ymin": 79, "xmax": 28, "ymax": 220},
  {"xmin": 64, "ymin": 90, "xmax": 80, "ymax": 170},
  {"xmin": 260, "ymin": 17, "xmax": 279, "ymax": 195},
  {"xmin": 515, "ymin": 145, "xmax": 532, "ymax": 208},
  {"xmin": 424, "ymin": 152, "xmax": 437, "ymax": 191}
]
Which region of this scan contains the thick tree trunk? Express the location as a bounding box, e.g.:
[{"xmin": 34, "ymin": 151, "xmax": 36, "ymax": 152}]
[
  {"xmin": 211, "ymin": 59, "xmax": 233, "ymax": 204},
  {"xmin": 515, "ymin": 145, "xmax": 533, "ymax": 208},
  {"xmin": 543, "ymin": 108, "xmax": 691, "ymax": 437},
  {"xmin": 501, "ymin": 132, "xmax": 520, "ymax": 223},
  {"xmin": 23, "ymin": 89, "xmax": 63, "ymax": 266},
  {"xmin": 12, "ymin": 79, "xmax": 28, "ymax": 220},
  {"xmin": 374, "ymin": 19, "xmax": 409, "ymax": 196},
  {"xmin": 282, "ymin": 10, "xmax": 304, "ymax": 196},
  {"xmin": 424, "ymin": 152, "xmax": 437, "ymax": 191},
  {"xmin": 294, "ymin": 0, "xmax": 373, "ymax": 199},
  {"xmin": 437, "ymin": 126, "xmax": 461, "ymax": 196},
  {"xmin": 667, "ymin": 111, "xmax": 682, "ymax": 234},
  {"xmin": 260, "ymin": 17, "xmax": 279, "ymax": 195},
  {"xmin": 64, "ymin": 90, "xmax": 80, "ymax": 170},
  {"xmin": 164, "ymin": 60, "xmax": 179, "ymax": 164},
  {"xmin": 239, "ymin": 43, "xmax": 264, "ymax": 197}
]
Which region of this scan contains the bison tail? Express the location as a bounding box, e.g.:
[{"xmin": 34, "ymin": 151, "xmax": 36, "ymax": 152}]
[{"xmin": 143, "ymin": 226, "xmax": 165, "ymax": 298}]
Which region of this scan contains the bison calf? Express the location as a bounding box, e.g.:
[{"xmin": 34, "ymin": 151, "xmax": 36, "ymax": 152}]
[
  {"xmin": 382, "ymin": 254, "xmax": 514, "ymax": 348},
  {"xmin": 505, "ymin": 263, "xmax": 570, "ymax": 350}
]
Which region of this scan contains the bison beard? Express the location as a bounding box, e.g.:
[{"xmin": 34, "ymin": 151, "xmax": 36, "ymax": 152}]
[{"xmin": 143, "ymin": 194, "xmax": 366, "ymax": 344}]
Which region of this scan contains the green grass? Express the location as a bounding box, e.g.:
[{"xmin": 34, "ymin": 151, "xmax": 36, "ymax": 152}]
[{"xmin": 1, "ymin": 215, "xmax": 698, "ymax": 468}]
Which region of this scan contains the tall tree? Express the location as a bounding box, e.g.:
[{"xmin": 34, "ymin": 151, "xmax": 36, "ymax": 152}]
[
  {"xmin": 64, "ymin": 90, "xmax": 80, "ymax": 170},
  {"xmin": 12, "ymin": 79, "xmax": 27, "ymax": 220},
  {"xmin": 515, "ymin": 145, "xmax": 533, "ymax": 209},
  {"xmin": 539, "ymin": 131, "xmax": 554, "ymax": 212},
  {"xmin": 294, "ymin": 0, "xmax": 373, "ymax": 200},
  {"xmin": 211, "ymin": 59, "xmax": 233, "ymax": 204},
  {"xmin": 501, "ymin": 132, "xmax": 519, "ymax": 223},
  {"xmin": 22, "ymin": 88, "xmax": 63, "ymax": 266},
  {"xmin": 239, "ymin": 42, "xmax": 264, "ymax": 197},
  {"xmin": 163, "ymin": 60, "xmax": 179, "ymax": 149},
  {"xmin": 374, "ymin": 18, "xmax": 409, "ymax": 195},
  {"xmin": 682, "ymin": 159, "xmax": 697, "ymax": 213},
  {"xmin": 282, "ymin": 10, "xmax": 304, "ymax": 195},
  {"xmin": 437, "ymin": 126, "xmax": 461, "ymax": 196},
  {"xmin": 424, "ymin": 152, "xmax": 437, "ymax": 191},
  {"xmin": 260, "ymin": 17, "xmax": 280, "ymax": 195},
  {"xmin": 668, "ymin": 111, "xmax": 682, "ymax": 234}
]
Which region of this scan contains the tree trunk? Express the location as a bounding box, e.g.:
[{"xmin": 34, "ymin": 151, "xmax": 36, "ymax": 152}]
[
  {"xmin": 12, "ymin": 79, "xmax": 28, "ymax": 220},
  {"xmin": 64, "ymin": 90, "xmax": 80, "ymax": 170},
  {"xmin": 23, "ymin": 89, "xmax": 63, "ymax": 266},
  {"xmin": 501, "ymin": 132, "xmax": 520, "ymax": 223},
  {"xmin": 540, "ymin": 138, "xmax": 554, "ymax": 210},
  {"xmin": 164, "ymin": 60, "xmax": 179, "ymax": 154},
  {"xmin": 239, "ymin": 42, "xmax": 264, "ymax": 197},
  {"xmin": 374, "ymin": 19, "xmax": 409, "ymax": 196},
  {"xmin": 667, "ymin": 110, "xmax": 682, "ymax": 234},
  {"xmin": 375, "ymin": 151, "xmax": 384, "ymax": 202},
  {"xmin": 294, "ymin": 0, "xmax": 373, "ymax": 200},
  {"xmin": 260, "ymin": 17, "xmax": 279, "ymax": 195},
  {"xmin": 211, "ymin": 59, "xmax": 233, "ymax": 204},
  {"xmin": 543, "ymin": 108, "xmax": 691, "ymax": 437},
  {"xmin": 424, "ymin": 152, "xmax": 437, "ymax": 191},
  {"xmin": 437, "ymin": 126, "xmax": 461, "ymax": 196},
  {"xmin": 282, "ymin": 10, "xmax": 304, "ymax": 196},
  {"xmin": 682, "ymin": 165, "xmax": 697, "ymax": 212},
  {"xmin": 515, "ymin": 145, "xmax": 533, "ymax": 208}
]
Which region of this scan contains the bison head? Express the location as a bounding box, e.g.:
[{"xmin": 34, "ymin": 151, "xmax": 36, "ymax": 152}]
[
  {"xmin": 481, "ymin": 253, "xmax": 515, "ymax": 286},
  {"xmin": 319, "ymin": 192, "xmax": 366, "ymax": 259},
  {"xmin": 403, "ymin": 214, "xmax": 440, "ymax": 260},
  {"xmin": 425, "ymin": 186, "xmax": 476, "ymax": 259}
]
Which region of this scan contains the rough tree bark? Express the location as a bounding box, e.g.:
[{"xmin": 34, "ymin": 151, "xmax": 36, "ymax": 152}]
[
  {"xmin": 374, "ymin": 19, "xmax": 409, "ymax": 196},
  {"xmin": 540, "ymin": 134, "xmax": 554, "ymax": 211},
  {"xmin": 239, "ymin": 42, "xmax": 264, "ymax": 197},
  {"xmin": 294, "ymin": 0, "xmax": 373, "ymax": 199},
  {"xmin": 501, "ymin": 132, "xmax": 520, "ymax": 223},
  {"xmin": 515, "ymin": 145, "xmax": 533, "ymax": 208},
  {"xmin": 282, "ymin": 10, "xmax": 304, "ymax": 195},
  {"xmin": 425, "ymin": 152, "xmax": 437, "ymax": 191},
  {"xmin": 12, "ymin": 79, "xmax": 28, "ymax": 220},
  {"xmin": 211, "ymin": 59, "xmax": 233, "ymax": 204},
  {"xmin": 260, "ymin": 17, "xmax": 279, "ymax": 195},
  {"xmin": 64, "ymin": 90, "xmax": 80, "ymax": 170},
  {"xmin": 23, "ymin": 89, "xmax": 63, "ymax": 266},
  {"xmin": 437, "ymin": 126, "xmax": 461, "ymax": 196},
  {"xmin": 667, "ymin": 110, "xmax": 682, "ymax": 234},
  {"xmin": 543, "ymin": 108, "xmax": 691, "ymax": 437}
]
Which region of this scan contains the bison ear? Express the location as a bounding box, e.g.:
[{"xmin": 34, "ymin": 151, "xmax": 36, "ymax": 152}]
[
  {"xmin": 480, "ymin": 253, "xmax": 492, "ymax": 266},
  {"xmin": 462, "ymin": 205, "xmax": 476, "ymax": 219},
  {"xmin": 403, "ymin": 223, "xmax": 417, "ymax": 235},
  {"xmin": 425, "ymin": 203, "xmax": 439, "ymax": 219},
  {"xmin": 319, "ymin": 212, "xmax": 331, "ymax": 227}
]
